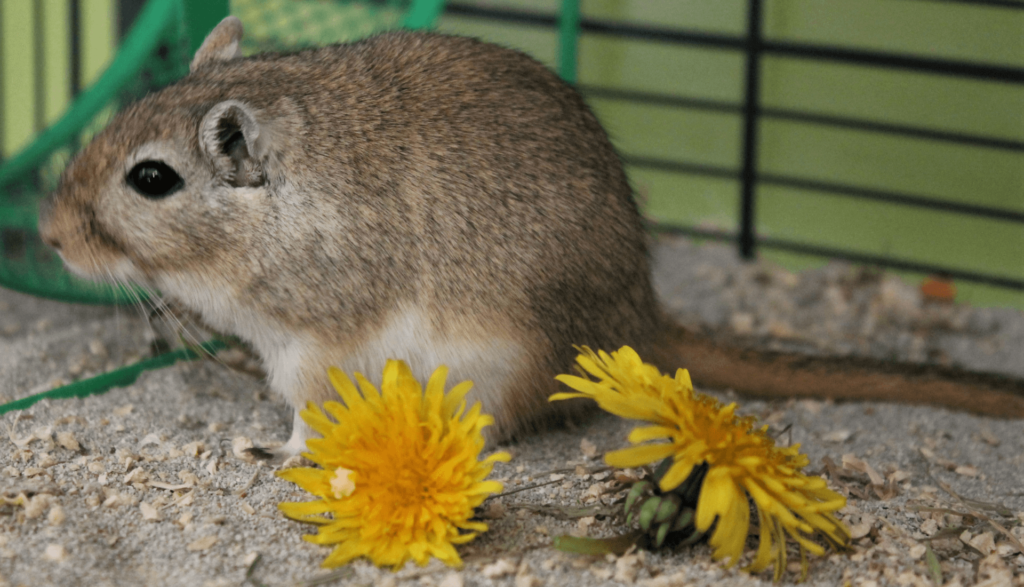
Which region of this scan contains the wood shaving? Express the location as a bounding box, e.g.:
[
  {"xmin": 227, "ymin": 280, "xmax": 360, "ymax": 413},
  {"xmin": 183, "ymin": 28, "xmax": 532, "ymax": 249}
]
[
  {"xmin": 176, "ymin": 512, "xmax": 194, "ymax": 528},
  {"xmin": 56, "ymin": 432, "xmax": 80, "ymax": 451},
  {"xmin": 43, "ymin": 544, "xmax": 68, "ymax": 562},
  {"xmin": 954, "ymin": 465, "xmax": 979, "ymax": 477},
  {"xmin": 181, "ymin": 441, "xmax": 204, "ymax": 457},
  {"xmin": 177, "ymin": 470, "xmax": 200, "ymax": 486},
  {"xmin": 979, "ymin": 428, "xmax": 1001, "ymax": 447},
  {"xmin": 186, "ymin": 536, "xmax": 218, "ymax": 551},
  {"xmin": 124, "ymin": 468, "xmax": 149, "ymax": 485},
  {"xmin": 515, "ymin": 574, "xmax": 541, "ymax": 587},
  {"xmin": 439, "ymin": 573, "xmax": 465, "ymax": 587},
  {"xmin": 112, "ymin": 405, "xmax": 133, "ymax": 417},
  {"xmin": 231, "ymin": 437, "xmax": 255, "ymax": 462},
  {"xmin": 614, "ymin": 554, "xmax": 641, "ymax": 583},
  {"xmin": 842, "ymin": 454, "xmax": 885, "ymax": 486},
  {"xmin": 481, "ymin": 559, "xmax": 516, "ymax": 579},
  {"xmin": 481, "ymin": 500, "xmax": 505, "ymax": 520},
  {"xmin": 148, "ymin": 482, "xmax": 191, "ymax": 491},
  {"xmin": 140, "ymin": 502, "xmax": 161, "ymax": 521},
  {"xmin": 23, "ymin": 494, "xmax": 52, "ymax": 519},
  {"xmin": 580, "ymin": 438, "xmax": 598, "ymax": 459},
  {"xmin": 47, "ymin": 504, "xmax": 65, "ymax": 526},
  {"xmin": 139, "ymin": 433, "xmax": 162, "ymax": 447},
  {"xmin": 823, "ymin": 429, "xmax": 853, "ymax": 443}
]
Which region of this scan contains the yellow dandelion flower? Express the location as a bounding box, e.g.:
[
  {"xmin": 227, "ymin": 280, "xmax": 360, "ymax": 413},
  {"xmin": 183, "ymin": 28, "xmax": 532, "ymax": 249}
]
[
  {"xmin": 277, "ymin": 359, "xmax": 511, "ymax": 569},
  {"xmin": 552, "ymin": 346, "xmax": 850, "ymax": 580}
]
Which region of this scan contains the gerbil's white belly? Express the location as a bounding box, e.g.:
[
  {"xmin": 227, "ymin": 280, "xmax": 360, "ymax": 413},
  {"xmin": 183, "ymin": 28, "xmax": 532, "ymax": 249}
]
[
  {"xmin": 156, "ymin": 269, "xmax": 523, "ymax": 413},
  {"xmin": 329, "ymin": 306, "xmax": 524, "ymax": 412}
]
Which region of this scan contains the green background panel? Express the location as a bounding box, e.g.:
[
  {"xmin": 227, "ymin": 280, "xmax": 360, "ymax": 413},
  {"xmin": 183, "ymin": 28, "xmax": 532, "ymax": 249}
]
[
  {"xmin": 583, "ymin": 0, "xmax": 745, "ymax": 34},
  {"xmin": 760, "ymin": 58, "xmax": 1024, "ymax": 141},
  {"xmin": 758, "ymin": 120, "xmax": 1024, "ymax": 211},
  {"xmin": 1, "ymin": 1, "xmax": 35, "ymax": 156},
  {"xmin": 757, "ymin": 184, "xmax": 1022, "ymax": 281},
  {"xmin": 589, "ymin": 99, "xmax": 741, "ymax": 168},
  {"xmin": 632, "ymin": 169, "xmax": 739, "ymax": 232},
  {"xmin": 763, "ymin": 0, "xmax": 1024, "ymax": 67},
  {"xmin": 81, "ymin": 0, "xmax": 116, "ymax": 86},
  {"xmin": 41, "ymin": 0, "xmax": 71, "ymax": 126},
  {"xmin": 579, "ymin": 35, "xmax": 744, "ymax": 100}
]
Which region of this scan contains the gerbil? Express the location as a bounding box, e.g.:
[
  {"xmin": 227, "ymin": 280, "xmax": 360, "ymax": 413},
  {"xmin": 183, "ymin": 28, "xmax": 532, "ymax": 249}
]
[
  {"xmin": 40, "ymin": 19, "xmax": 1024, "ymax": 458},
  {"xmin": 40, "ymin": 18, "xmax": 659, "ymax": 457}
]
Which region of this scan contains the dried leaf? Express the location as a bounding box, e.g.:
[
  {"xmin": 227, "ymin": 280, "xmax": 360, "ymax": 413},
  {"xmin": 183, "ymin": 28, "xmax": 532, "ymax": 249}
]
[
  {"xmin": 553, "ymin": 531, "xmax": 643, "ymax": 556},
  {"xmin": 925, "ymin": 544, "xmax": 942, "ymax": 586}
]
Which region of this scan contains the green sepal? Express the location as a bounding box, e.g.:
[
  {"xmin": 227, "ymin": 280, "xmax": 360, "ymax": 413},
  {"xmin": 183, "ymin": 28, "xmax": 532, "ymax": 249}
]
[
  {"xmin": 653, "ymin": 494, "xmax": 680, "ymax": 524},
  {"xmin": 624, "ymin": 480, "xmax": 651, "ymax": 514},
  {"xmin": 671, "ymin": 507, "xmax": 695, "ymax": 531},
  {"xmin": 638, "ymin": 496, "xmax": 662, "ymax": 532},
  {"xmin": 654, "ymin": 521, "xmax": 672, "ymax": 548}
]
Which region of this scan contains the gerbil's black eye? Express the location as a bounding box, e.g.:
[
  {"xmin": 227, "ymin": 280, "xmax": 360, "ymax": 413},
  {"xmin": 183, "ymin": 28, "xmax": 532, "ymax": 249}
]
[{"xmin": 126, "ymin": 160, "xmax": 183, "ymax": 199}]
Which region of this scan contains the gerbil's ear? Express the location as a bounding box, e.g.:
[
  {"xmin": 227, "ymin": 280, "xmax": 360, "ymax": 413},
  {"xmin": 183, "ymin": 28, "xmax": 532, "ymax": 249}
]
[
  {"xmin": 200, "ymin": 100, "xmax": 267, "ymax": 188},
  {"xmin": 191, "ymin": 16, "xmax": 243, "ymax": 73}
]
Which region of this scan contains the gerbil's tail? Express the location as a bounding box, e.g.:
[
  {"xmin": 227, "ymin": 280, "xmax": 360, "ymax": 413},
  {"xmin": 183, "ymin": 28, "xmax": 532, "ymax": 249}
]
[{"xmin": 651, "ymin": 321, "xmax": 1024, "ymax": 419}]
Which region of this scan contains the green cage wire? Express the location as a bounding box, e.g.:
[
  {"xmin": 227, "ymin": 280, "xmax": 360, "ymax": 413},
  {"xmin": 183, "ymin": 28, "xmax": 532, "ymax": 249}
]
[{"xmin": 0, "ymin": 0, "xmax": 444, "ymax": 305}]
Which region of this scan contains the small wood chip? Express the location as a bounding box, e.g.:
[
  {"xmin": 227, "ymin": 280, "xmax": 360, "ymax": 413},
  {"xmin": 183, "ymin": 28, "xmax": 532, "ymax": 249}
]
[
  {"xmin": 849, "ymin": 521, "xmax": 873, "ymax": 540},
  {"xmin": 112, "ymin": 404, "xmax": 133, "ymax": 417},
  {"xmin": 482, "ymin": 559, "xmax": 516, "ymax": 579},
  {"xmin": 968, "ymin": 531, "xmax": 996, "ymax": 555},
  {"xmin": 979, "ymin": 428, "xmax": 1001, "ymax": 447},
  {"xmin": 47, "ymin": 504, "xmax": 65, "ymax": 526},
  {"xmin": 23, "ymin": 494, "xmax": 52, "ymax": 519},
  {"xmin": 56, "ymin": 432, "xmax": 80, "ymax": 451},
  {"xmin": 181, "ymin": 441, "xmax": 204, "ymax": 457},
  {"xmin": 232, "ymin": 437, "xmax": 256, "ymax": 462},
  {"xmin": 148, "ymin": 482, "xmax": 191, "ymax": 491},
  {"xmin": 176, "ymin": 512, "xmax": 194, "ymax": 528},
  {"xmin": 823, "ymin": 430, "xmax": 852, "ymax": 443},
  {"xmin": 186, "ymin": 536, "xmax": 218, "ymax": 551},
  {"xmin": 177, "ymin": 470, "xmax": 200, "ymax": 486},
  {"xmin": 139, "ymin": 433, "xmax": 162, "ymax": 447},
  {"xmin": 439, "ymin": 573, "xmax": 464, "ymax": 587},
  {"xmin": 954, "ymin": 465, "xmax": 979, "ymax": 477},
  {"xmin": 480, "ymin": 500, "xmax": 505, "ymax": 520},
  {"xmin": 140, "ymin": 502, "xmax": 161, "ymax": 521},
  {"xmin": 580, "ymin": 438, "xmax": 599, "ymax": 459},
  {"xmin": 614, "ymin": 554, "xmax": 641, "ymax": 583},
  {"xmin": 842, "ymin": 454, "xmax": 885, "ymax": 485},
  {"xmin": 124, "ymin": 468, "xmax": 149, "ymax": 485},
  {"xmin": 43, "ymin": 544, "xmax": 68, "ymax": 562}
]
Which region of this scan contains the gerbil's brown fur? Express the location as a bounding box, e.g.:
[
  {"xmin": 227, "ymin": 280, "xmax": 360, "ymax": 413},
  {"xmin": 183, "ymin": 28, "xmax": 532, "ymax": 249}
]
[
  {"xmin": 40, "ymin": 19, "xmax": 658, "ymax": 456},
  {"xmin": 39, "ymin": 19, "xmax": 1022, "ymax": 459}
]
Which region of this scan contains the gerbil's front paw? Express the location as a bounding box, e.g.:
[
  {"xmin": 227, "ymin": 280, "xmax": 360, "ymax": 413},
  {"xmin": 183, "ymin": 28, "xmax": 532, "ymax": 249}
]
[
  {"xmin": 244, "ymin": 442, "xmax": 306, "ymax": 466},
  {"xmin": 245, "ymin": 419, "xmax": 314, "ymax": 465}
]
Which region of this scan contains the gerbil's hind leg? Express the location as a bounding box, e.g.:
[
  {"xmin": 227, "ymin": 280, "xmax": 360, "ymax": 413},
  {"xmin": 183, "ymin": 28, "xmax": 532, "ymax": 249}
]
[{"xmin": 247, "ymin": 410, "xmax": 316, "ymax": 464}]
